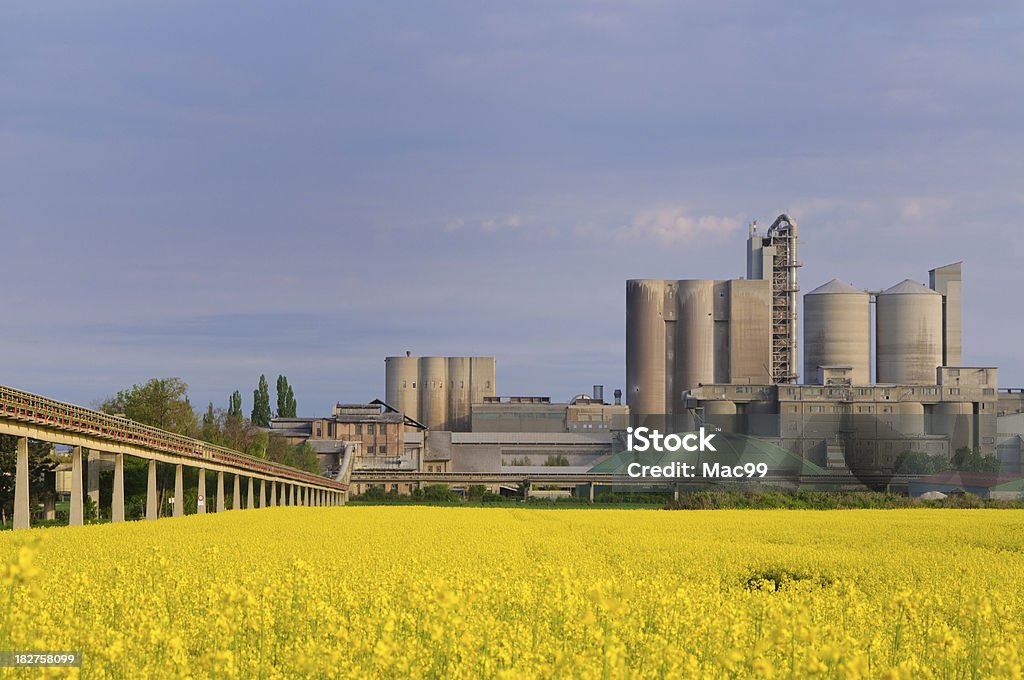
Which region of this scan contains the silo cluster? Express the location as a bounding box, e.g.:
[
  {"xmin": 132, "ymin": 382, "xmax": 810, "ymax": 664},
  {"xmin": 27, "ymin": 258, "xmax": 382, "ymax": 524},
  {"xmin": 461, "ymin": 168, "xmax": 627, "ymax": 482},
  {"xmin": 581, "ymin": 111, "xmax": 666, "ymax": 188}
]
[
  {"xmin": 803, "ymin": 277, "xmax": 952, "ymax": 386},
  {"xmin": 384, "ymin": 356, "xmax": 496, "ymax": 430},
  {"xmin": 625, "ymin": 278, "xmax": 772, "ymax": 415}
]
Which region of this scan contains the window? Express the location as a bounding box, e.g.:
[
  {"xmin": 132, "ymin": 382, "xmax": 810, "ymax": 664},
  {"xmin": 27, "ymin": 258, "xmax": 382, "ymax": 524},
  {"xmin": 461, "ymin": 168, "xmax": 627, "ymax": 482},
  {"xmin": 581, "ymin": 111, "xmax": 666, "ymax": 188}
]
[
  {"xmin": 948, "ymin": 388, "xmax": 961, "ymax": 396},
  {"xmin": 315, "ymin": 424, "xmax": 322, "ymax": 438},
  {"xmin": 367, "ymin": 423, "xmax": 376, "ymax": 434},
  {"xmin": 367, "ymin": 446, "xmax": 375, "ymax": 454},
  {"xmin": 412, "ymin": 382, "xmax": 416, "ymax": 388},
  {"xmin": 355, "ymin": 424, "xmax": 362, "ymax": 435},
  {"xmin": 948, "ymin": 368, "xmax": 960, "ymax": 377},
  {"xmin": 402, "ymin": 381, "xmax": 407, "ymax": 388},
  {"xmin": 379, "ymin": 445, "xmax": 387, "ymax": 454}
]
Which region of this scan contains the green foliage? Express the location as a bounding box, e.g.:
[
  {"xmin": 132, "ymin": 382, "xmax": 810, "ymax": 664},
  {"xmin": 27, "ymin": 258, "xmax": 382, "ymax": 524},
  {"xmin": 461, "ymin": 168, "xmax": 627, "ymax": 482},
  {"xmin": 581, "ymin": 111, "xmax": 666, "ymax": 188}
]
[
  {"xmin": 543, "ymin": 454, "xmax": 570, "ymax": 467},
  {"xmin": 0, "ymin": 435, "xmax": 57, "ymax": 522},
  {"xmin": 276, "ymin": 375, "xmax": 297, "ymax": 418},
  {"xmin": 467, "ymin": 484, "xmax": 487, "ymax": 501},
  {"xmin": 228, "ymin": 390, "xmax": 243, "ymax": 419},
  {"xmin": 414, "ymin": 484, "xmax": 458, "ymax": 502},
  {"xmin": 265, "ymin": 435, "xmax": 320, "ymax": 474},
  {"xmin": 952, "ymin": 447, "xmax": 1001, "ymax": 473},
  {"xmin": 251, "ymin": 375, "xmax": 272, "ymax": 427},
  {"xmin": 100, "ymin": 377, "xmax": 197, "ymax": 436},
  {"xmin": 894, "ymin": 451, "xmax": 949, "ymax": 475}
]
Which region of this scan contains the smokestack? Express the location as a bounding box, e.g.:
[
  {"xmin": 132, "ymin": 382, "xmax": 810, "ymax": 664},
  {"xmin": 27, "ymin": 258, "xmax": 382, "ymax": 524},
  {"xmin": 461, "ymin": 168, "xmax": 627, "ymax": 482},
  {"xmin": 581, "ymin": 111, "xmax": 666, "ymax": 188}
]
[
  {"xmin": 613, "ymin": 389, "xmax": 622, "ymax": 406},
  {"xmin": 593, "ymin": 385, "xmax": 604, "ymax": 403}
]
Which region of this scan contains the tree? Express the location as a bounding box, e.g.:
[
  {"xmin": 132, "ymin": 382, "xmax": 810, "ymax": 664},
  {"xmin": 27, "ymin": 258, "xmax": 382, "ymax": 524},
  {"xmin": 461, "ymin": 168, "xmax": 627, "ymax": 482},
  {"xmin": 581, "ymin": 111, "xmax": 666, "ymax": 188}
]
[
  {"xmin": 276, "ymin": 375, "xmax": 297, "ymax": 418},
  {"xmin": 228, "ymin": 390, "xmax": 243, "ymax": 419},
  {"xmin": 265, "ymin": 435, "xmax": 320, "ymax": 474},
  {"xmin": 251, "ymin": 375, "xmax": 272, "ymax": 427},
  {"xmin": 201, "ymin": 402, "xmax": 225, "ymax": 446},
  {"xmin": 894, "ymin": 451, "xmax": 949, "ymax": 475},
  {"xmin": 952, "ymin": 447, "xmax": 1001, "ymax": 473},
  {"xmin": 100, "ymin": 378, "xmax": 197, "ymax": 436}
]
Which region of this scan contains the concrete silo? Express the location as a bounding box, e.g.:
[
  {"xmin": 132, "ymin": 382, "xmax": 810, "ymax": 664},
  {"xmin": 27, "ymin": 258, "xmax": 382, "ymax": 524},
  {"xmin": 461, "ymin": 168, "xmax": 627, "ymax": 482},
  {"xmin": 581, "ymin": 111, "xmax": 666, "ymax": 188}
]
[
  {"xmin": 469, "ymin": 357, "xmax": 496, "ymax": 406},
  {"xmin": 418, "ymin": 357, "xmax": 450, "ymax": 430},
  {"xmin": 447, "ymin": 357, "xmax": 471, "ymax": 432},
  {"xmin": 803, "ymin": 279, "xmax": 870, "ymax": 385},
  {"xmin": 876, "ymin": 280, "xmax": 943, "ymax": 385},
  {"xmin": 626, "ymin": 280, "xmax": 668, "ymax": 415},
  {"xmin": 385, "ymin": 356, "xmax": 420, "ymax": 422},
  {"xmin": 674, "ymin": 280, "xmax": 716, "ymax": 396}
]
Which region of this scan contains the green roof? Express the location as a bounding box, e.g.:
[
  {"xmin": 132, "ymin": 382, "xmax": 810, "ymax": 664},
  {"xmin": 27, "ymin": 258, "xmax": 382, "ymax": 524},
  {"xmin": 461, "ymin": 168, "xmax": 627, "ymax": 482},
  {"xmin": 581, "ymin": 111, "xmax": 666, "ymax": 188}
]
[{"xmin": 589, "ymin": 431, "xmax": 827, "ymax": 476}]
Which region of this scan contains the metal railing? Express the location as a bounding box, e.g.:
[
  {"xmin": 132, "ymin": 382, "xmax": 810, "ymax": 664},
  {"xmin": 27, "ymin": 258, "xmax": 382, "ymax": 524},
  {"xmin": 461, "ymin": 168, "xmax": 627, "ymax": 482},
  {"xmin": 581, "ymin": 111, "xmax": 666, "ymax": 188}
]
[{"xmin": 0, "ymin": 384, "xmax": 345, "ymax": 490}]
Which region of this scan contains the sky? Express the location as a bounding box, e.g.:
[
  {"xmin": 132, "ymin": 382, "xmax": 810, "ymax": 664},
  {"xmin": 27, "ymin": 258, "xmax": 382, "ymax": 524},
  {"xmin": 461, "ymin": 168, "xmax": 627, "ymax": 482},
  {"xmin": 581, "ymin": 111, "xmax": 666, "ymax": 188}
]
[{"xmin": 2, "ymin": 1, "xmax": 1022, "ymax": 417}]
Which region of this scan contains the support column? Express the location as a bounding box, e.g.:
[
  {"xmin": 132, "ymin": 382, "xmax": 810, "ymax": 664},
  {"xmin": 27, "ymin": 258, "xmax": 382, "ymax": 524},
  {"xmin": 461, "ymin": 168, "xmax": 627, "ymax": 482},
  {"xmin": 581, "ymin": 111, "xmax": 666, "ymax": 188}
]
[
  {"xmin": 70, "ymin": 446, "xmax": 84, "ymax": 526},
  {"xmin": 87, "ymin": 449, "xmax": 101, "ymax": 513},
  {"xmin": 216, "ymin": 471, "xmax": 225, "ymax": 513},
  {"xmin": 673, "ymin": 483, "xmax": 680, "ymax": 503},
  {"xmin": 259, "ymin": 479, "xmax": 266, "ymax": 508},
  {"xmin": 247, "ymin": 477, "xmax": 255, "ymax": 509},
  {"xmin": 173, "ymin": 464, "xmax": 184, "ymax": 517},
  {"xmin": 288, "ymin": 484, "xmax": 294, "ymax": 506},
  {"xmin": 270, "ymin": 481, "xmax": 277, "ymax": 506},
  {"xmin": 146, "ymin": 459, "xmax": 158, "ymax": 520},
  {"xmin": 232, "ymin": 474, "xmax": 241, "ymax": 510},
  {"xmin": 112, "ymin": 454, "xmax": 125, "ymax": 523},
  {"xmin": 588, "ymin": 482, "xmax": 595, "ymax": 503},
  {"xmin": 197, "ymin": 468, "xmax": 206, "ymax": 514},
  {"xmin": 14, "ymin": 437, "xmax": 30, "ymax": 530}
]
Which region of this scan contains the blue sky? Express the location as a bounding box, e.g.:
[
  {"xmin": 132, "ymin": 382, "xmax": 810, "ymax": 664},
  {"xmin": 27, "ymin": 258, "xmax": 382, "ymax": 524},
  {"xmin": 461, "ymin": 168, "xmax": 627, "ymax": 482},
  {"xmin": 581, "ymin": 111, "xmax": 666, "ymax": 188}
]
[{"xmin": 2, "ymin": 1, "xmax": 1022, "ymax": 416}]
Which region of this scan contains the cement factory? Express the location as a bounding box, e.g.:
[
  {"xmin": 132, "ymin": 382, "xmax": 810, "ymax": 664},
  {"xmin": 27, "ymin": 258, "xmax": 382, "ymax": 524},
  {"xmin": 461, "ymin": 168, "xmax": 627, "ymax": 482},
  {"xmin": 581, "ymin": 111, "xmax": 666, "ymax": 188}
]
[{"xmin": 268, "ymin": 214, "xmax": 1024, "ymax": 498}]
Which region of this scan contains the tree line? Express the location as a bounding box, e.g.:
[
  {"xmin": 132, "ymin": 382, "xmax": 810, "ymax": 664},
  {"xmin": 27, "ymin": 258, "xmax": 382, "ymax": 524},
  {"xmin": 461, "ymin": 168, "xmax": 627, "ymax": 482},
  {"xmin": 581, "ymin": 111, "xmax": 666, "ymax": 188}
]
[{"xmin": 100, "ymin": 375, "xmax": 317, "ymax": 472}]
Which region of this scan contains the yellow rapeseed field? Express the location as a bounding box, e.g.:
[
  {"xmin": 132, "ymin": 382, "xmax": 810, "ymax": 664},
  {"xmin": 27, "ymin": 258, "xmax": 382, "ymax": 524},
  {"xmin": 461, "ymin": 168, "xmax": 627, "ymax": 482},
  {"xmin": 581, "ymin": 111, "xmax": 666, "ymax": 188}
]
[{"xmin": 1, "ymin": 507, "xmax": 1023, "ymax": 678}]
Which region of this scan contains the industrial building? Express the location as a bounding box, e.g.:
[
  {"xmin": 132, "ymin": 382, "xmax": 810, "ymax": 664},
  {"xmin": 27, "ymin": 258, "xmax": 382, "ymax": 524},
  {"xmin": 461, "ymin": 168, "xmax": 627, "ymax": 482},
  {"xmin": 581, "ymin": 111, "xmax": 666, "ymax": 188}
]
[
  {"xmin": 626, "ymin": 213, "xmax": 1003, "ymax": 472},
  {"xmin": 470, "ymin": 387, "xmax": 628, "ymax": 434}
]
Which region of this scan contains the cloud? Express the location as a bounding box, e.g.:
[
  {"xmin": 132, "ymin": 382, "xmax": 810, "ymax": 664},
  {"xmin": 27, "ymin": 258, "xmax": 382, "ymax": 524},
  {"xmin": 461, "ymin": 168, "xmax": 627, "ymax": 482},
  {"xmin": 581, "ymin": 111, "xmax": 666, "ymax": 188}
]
[
  {"xmin": 899, "ymin": 197, "xmax": 951, "ymax": 222},
  {"xmin": 618, "ymin": 207, "xmax": 742, "ymax": 246}
]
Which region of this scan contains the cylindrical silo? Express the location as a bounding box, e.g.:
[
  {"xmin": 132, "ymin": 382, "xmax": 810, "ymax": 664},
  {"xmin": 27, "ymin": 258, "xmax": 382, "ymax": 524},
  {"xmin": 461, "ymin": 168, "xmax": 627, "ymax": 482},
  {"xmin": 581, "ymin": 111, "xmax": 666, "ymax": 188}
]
[
  {"xmin": 385, "ymin": 356, "xmax": 420, "ymax": 422},
  {"xmin": 447, "ymin": 357, "xmax": 471, "ymax": 432},
  {"xmin": 876, "ymin": 280, "xmax": 943, "ymax": 385},
  {"xmin": 674, "ymin": 280, "xmax": 716, "ymax": 393},
  {"xmin": 803, "ymin": 279, "xmax": 870, "ymax": 385},
  {"xmin": 418, "ymin": 357, "xmax": 449, "ymax": 430},
  {"xmin": 626, "ymin": 280, "xmax": 668, "ymax": 415},
  {"xmin": 469, "ymin": 357, "xmax": 496, "ymax": 405}
]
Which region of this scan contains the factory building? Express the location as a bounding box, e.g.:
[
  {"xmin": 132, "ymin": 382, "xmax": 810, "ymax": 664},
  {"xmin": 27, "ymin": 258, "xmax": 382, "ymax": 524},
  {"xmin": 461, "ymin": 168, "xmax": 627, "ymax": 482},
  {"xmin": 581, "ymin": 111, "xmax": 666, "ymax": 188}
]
[
  {"xmin": 384, "ymin": 355, "xmax": 496, "ymax": 431},
  {"xmin": 470, "ymin": 387, "xmax": 629, "ymax": 434},
  {"xmin": 626, "ymin": 215, "xmax": 798, "ymax": 416},
  {"xmin": 627, "ymin": 212, "xmax": 1001, "ymax": 471}
]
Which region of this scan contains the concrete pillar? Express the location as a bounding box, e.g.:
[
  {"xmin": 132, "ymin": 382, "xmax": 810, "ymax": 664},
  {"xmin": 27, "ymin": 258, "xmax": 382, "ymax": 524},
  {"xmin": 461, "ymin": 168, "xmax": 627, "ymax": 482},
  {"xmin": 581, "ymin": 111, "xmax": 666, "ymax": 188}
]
[
  {"xmin": 247, "ymin": 477, "xmax": 255, "ymax": 509},
  {"xmin": 197, "ymin": 468, "xmax": 206, "ymax": 514},
  {"xmin": 173, "ymin": 464, "xmax": 184, "ymax": 517},
  {"xmin": 69, "ymin": 446, "xmax": 84, "ymax": 526},
  {"xmin": 44, "ymin": 495, "xmax": 56, "ymax": 521},
  {"xmin": 13, "ymin": 437, "xmax": 30, "ymax": 530},
  {"xmin": 259, "ymin": 479, "xmax": 266, "ymax": 508},
  {"xmin": 289, "ymin": 484, "xmax": 295, "ymax": 506},
  {"xmin": 146, "ymin": 459, "xmax": 157, "ymax": 520},
  {"xmin": 588, "ymin": 483, "xmax": 595, "ymax": 503},
  {"xmin": 232, "ymin": 474, "xmax": 241, "ymax": 510},
  {"xmin": 87, "ymin": 449, "xmax": 101, "ymax": 511},
  {"xmin": 112, "ymin": 453, "xmax": 125, "ymax": 523},
  {"xmin": 216, "ymin": 471, "xmax": 225, "ymax": 513},
  {"xmin": 270, "ymin": 481, "xmax": 277, "ymax": 506},
  {"xmin": 673, "ymin": 483, "xmax": 680, "ymax": 503}
]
